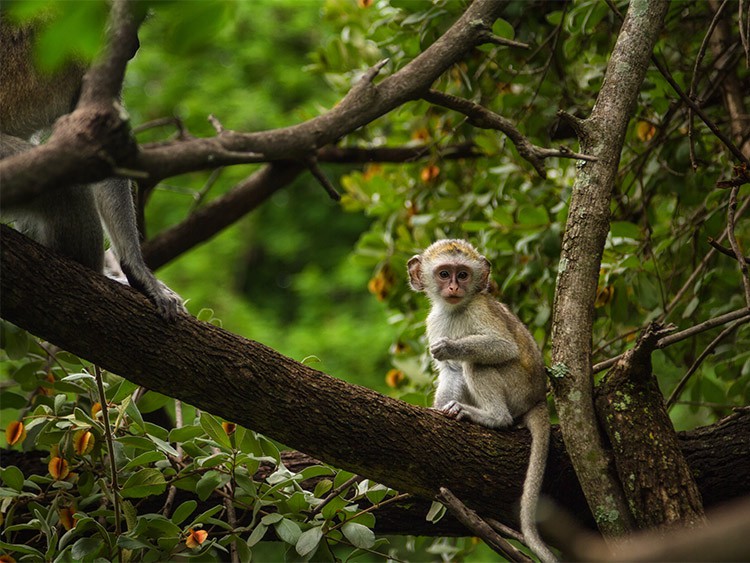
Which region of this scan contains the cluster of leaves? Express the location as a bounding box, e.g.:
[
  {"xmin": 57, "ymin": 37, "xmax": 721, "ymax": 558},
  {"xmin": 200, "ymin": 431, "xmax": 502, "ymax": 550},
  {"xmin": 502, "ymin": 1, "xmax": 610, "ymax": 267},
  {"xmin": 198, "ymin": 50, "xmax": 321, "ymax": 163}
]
[
  {"xmin": 313, "ymin": 0, "xmax": 750, "ymax": 429},
  {"xmin": 1, "ymin": 324, "xmax": 409, "ymax": 562}
]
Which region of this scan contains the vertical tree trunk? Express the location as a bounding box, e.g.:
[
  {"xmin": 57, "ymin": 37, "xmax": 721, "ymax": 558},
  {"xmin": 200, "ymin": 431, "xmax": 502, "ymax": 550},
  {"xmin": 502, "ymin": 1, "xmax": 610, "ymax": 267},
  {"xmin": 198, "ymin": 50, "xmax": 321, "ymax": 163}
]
[
  {"xmin": 549, "ymin": 0, "xmax": 670, "ymax": 536},
  {"xmin": 595, "ymin": 325, "xmax": 705, "ymax": 529}
]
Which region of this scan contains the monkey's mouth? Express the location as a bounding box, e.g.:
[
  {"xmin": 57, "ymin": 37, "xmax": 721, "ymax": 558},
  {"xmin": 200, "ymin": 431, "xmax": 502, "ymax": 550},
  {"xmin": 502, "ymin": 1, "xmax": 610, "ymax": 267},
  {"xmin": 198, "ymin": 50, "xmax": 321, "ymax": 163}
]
[{"xmin": 445, "ymin": 296, "xmax": 463, "ymax": 304}]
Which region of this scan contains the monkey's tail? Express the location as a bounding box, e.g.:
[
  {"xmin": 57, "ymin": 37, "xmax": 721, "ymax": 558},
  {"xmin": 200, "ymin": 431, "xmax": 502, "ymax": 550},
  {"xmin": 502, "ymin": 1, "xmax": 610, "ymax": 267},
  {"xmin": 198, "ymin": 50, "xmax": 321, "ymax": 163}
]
[{"xmin": 521, "ymin": 403, "xmax": 557, "ymax": 563}]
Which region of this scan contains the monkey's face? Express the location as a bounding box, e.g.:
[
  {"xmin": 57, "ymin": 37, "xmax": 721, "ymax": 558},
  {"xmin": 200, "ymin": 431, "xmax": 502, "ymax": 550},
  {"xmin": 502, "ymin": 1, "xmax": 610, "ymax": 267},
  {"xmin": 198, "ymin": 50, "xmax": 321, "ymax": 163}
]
[{"xmin": 433, "ymin": 264, "xmax": 474, "ymax": 305}]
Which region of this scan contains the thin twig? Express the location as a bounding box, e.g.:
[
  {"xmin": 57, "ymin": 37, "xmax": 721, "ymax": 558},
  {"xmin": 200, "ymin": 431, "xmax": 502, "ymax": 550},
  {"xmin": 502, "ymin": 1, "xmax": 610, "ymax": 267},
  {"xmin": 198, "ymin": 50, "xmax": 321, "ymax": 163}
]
[
  {"xmin": 306, "ymin": 475, "xmax": 361, "ymax": 521},
  {"xmin": 740, "ymin": 0, "xmax": 750, "ymax": 65},
  {"xmin": 189, "ymin": 168, "xmax": 224, "ymax": 213},
  {"xmin": 208, "ymin": 114, "xmax": 225, "ymax": 134},
  {"xmin": 225, "ymin": 450, "xmax": 240, "ymax": 563},
  {"xmin": 132, "ymin": 116, "xmax": 186, "ymax": 136},
  {"xmin": 486, "ymin": 517, "xmax": 525, "ymax": 543},
  {"xmin": 605, "ymin": 0, "xmax": 749, "ymax": 166},
  {"xmin": 328, "ymin": 492, "xmax": 411, "ymax": 534},
  {"xmin": 94, "ymin": 365, "xmax": 122, "ymax": 555},
  {"xmin": 708, "ymin": 237, "xmax": 750, "ymax": 262},
  {"xmin": 726, "ymin": 186, "xmax": 750, "ymax": 307},
  {"xmin": 161, "ymin": 399, "xmax": 184, "ymax": 518},
  {"xmin": 666, "ymin": 319, "xmax": 747, "ymax": 409},
  {"xmin": 307, "ymin": 158, "xmax": 341, "ymax": 201},
  {"xmin": 662, "ymin": 196, "xmax": 750, "ymax": 321},
  {"xmin": 423, "ymin": 89, "xmax": 596, "ymax": 178},
  {"xmin": 593, "ymin": 307, "xmax": 750, "ymax": 373},
  {"xmin": 484, "ymin": 34, "xmax": 530, "ymax": 49},
  {"xmin": 688, "ymin": 0, "xmax": 729, "ymax": 170},
  {"xmin": 437, "ymin": 487, "xmax": 531, "ymax": 562}
]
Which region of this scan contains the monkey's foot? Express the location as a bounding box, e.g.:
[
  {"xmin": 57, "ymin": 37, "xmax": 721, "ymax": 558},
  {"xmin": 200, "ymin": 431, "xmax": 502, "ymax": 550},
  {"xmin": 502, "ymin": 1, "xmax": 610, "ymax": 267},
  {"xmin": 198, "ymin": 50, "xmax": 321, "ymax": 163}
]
[{"xmin": 441, "ymin": 400, "xmax": 468, "ymax": 420}]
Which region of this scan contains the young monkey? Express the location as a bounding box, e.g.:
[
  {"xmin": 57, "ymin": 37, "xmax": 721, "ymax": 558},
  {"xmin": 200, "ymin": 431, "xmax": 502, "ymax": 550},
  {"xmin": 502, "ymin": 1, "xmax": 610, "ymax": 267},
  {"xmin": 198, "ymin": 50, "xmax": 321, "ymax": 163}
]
[{"xmin": 408, "ymin": 239, "xmax": 556, "ymax": 563}]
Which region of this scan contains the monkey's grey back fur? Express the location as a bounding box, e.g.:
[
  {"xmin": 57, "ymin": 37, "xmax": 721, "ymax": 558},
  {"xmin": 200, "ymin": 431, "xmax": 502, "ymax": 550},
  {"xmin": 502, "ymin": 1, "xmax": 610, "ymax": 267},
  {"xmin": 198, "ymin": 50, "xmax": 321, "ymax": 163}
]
[{"xmin": 0, "ymin": 20, "xmax": 185, "ymax": 320}]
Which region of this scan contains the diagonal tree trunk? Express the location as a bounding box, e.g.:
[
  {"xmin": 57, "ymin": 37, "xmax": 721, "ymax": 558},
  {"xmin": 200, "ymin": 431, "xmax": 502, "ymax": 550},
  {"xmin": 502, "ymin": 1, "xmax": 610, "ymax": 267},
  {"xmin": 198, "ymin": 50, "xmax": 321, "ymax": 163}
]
[{"xmin": 549, "ymin": 0, "xmax": 671, "ymax": 536}]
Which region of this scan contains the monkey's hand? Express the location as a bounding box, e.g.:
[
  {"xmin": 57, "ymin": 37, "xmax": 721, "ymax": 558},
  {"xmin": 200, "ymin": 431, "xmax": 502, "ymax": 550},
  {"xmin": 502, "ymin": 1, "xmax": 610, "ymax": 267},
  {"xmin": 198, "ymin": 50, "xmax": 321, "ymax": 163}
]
[
  {"xmin": 442, "ymin": 400, "xmax": 469, "ymax": 420},
  {"xmin": 430, "ymin": 337, "xmax": 460, "ymax": 361}
]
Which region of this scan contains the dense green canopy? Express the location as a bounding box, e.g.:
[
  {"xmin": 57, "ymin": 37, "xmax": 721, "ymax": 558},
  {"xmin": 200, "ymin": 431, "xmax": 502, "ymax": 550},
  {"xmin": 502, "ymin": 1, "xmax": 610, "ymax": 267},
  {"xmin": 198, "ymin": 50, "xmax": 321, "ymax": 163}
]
[{"xmin": 1, "ymin": 1, "xmax": 749, "ymax": 561}]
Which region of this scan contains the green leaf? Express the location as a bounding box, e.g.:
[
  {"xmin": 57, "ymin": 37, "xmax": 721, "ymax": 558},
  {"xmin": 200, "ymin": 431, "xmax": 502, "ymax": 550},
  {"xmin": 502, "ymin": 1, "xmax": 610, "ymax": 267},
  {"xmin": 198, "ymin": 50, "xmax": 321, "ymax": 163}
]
[
  {"xmin": 298, "ymin": 465, "xmax": 334, "ymax": 481},
  {"xmin": 108, "ymin": 378, "xmax": 140, "ymax": 403},
  {"xmin": 126, "ymin": 400, "xmax": 146, "ymax": 433},
  {"xmin": 341, "ymin": 522, "xmax": 375, "ymax": 549},
  {"xmin": 1, "ymin": 466, "xmax": 25, "ymax": 492},
  {"xmin": 426, "ymin": 501, "xmax": 446, "ymax": 522},
  {"xmin": 517, "ymin": 206, "xmax": 549, "ymax": 226},
  {"xmin": 247, "ymin": 523, "xmax": 267, "ymax": 548},
  {"xmin": 261, "ymin": 513, "xmax": 283, "ymax": 526},
  {"xmin": 0, "ymin": 391, "xmax": 28, "ymax": 409},
  {"xmin": 71, "ymin": 536, "xmax": 103, "ymax": 560},
  {"xmin": 189, "ymin": 504, "xmax": 224, "ymax": 526},
  {"xmin": 234, "ymin": 534, "xmax": 252, "ymax": 561},
  {"xmin": 199, "ymin": 412, "xmax": 232, "ymax": 450},
  {"xmin": 172, "ymin": 500, "xmax": 198, "ymax": 525},
  {"xmin": 682, "ymin": 296, "xmax": 700, "ymax": 319},
  {"xmin": 146, "ymin": 433, "xmax": 180, "ymax": 457},
  {"xmin": 121, "ymin": 468, "xmax": 167, "ymax": 499},
  {"xmin": 233, "ymin": 471, "xmax": 257, "ymax": 496},
  {"xmin": 274, "ymin": 518, "xmax": 302, "ymax": 545},
  {"xmin": 117, "ymin": 535, "xmax": 154, "ymax": 550},
  {"xmin": 2, "ymin": 325, "xmax": 29, "ymax": 359},
  {"xmin": 122, "ymin": 500, "xmax": 138, "ymax": 532},
  {"xmin": 610, "ymin": 221, "xmax": 641, "ymax": 240},
  {"xmin": 61, "ymin": 372, "xmax": 96, "ymax": 383},
  {"xmin": 491, "ymin": 18, "xmax": 515, "ymax": 39},
  {"xmin": 169, "ymin": 424, "xmax": 205, "ymax": 443},
  {"xmin": 314, "ymin": 479, "xmax": 333, "ymax": 497},
  {"xmin": 195, "ymin": 470, "xmax": 224, "ymax": 501},
  {"xmin": 296, "ymin": 526, "xmax": 323, "ymax": 557},
  {"xmin": 365, "ymin": 484, "xmax": 390, "ymax": 505},
  {"xmin": 122, "ymin": 451, "xmax": 167, "ymax": 471},
  {"xmin": 460, "ymin": 221, "xmax": 490, "ymax": 232},
  {"xmin": 0, "ymin": 539, "xmax": 44, "ymax": 557}
]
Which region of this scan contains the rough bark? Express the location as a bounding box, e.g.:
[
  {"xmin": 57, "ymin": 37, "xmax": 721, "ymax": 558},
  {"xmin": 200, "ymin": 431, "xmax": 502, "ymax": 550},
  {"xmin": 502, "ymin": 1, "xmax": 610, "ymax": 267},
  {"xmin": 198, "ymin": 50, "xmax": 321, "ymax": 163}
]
[
  {"xmin": 2, "ymin": 228, "xmax": 750, "ymax": 557},
  {"xmin": 549, "ymin": 0, "xmax": 670, "ymax": 536},
  {"xmin": 0, "ymin": 0, "xmax": 507, "ymax": 202},
  {"xmin": 595, "ymin": 324, "xmax": 705, "ymax": 529},
  {"xmin": 141, "ymin": 162, "xmax": 304, "ymax": 269},
  {"xmin": 1, "ymin": 409, "xmax": 748, "ymax": 538},
  {"xmin": 0, "ymin": 225, "xmax": 579, "ymax": 536}
]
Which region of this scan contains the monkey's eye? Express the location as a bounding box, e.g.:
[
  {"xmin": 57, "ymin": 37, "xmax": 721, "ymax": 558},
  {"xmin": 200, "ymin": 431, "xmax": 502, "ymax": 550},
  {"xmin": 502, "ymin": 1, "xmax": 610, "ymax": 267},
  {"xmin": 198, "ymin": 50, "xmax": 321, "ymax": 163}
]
[
  {"xmin": 457, "ymin": 271, "xmax": 469, "ymax": 281},
  {"xmin": 438, "ymin": 270, "xmax": 450, "ymax": 279}
]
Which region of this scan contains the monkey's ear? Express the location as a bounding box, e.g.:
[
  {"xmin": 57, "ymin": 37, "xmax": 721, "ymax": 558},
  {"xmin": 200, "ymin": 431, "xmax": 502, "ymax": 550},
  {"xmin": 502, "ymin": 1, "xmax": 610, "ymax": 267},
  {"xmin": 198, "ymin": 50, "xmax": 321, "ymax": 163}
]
[
  {"xmin": 407, "ymin": 255, "xmax": 425, "ymax": 291},
  {"xmin": 479, "ymin": 256, "xmax": 492, "ymax": 292}
]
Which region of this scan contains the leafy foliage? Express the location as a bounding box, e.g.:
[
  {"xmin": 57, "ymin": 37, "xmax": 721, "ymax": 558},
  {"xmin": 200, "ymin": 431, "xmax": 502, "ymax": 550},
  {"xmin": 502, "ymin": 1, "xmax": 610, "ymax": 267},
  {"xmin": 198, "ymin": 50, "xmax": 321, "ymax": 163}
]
[
  {"xmin": 0, "ymin": 335, "xmax": 403, "ymax": 561},
  {"xmin": 2, "ymin": 0, "xmax": 749, "ymax": 561}
]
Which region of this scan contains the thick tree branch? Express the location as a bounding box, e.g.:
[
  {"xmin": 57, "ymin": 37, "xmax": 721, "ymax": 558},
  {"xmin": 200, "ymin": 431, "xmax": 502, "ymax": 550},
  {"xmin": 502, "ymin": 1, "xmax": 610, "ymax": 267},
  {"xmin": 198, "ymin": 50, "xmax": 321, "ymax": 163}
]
[
  {"xmin": 0, "ymin": 0, "xmax": 506, "ymax": 201},
  {"xmin": 0, "ymin": 225, "xmax": 583, "ymax": 540},
  {"xmin": 4, "ymin": 411, "xmax": 749, "ymax": 543},
  {"xmin": 549, "ymin": 0, "xmax": 670, "ymax": 536},
  {"xmin": 2, "ymin": 228, "xmax": 750, "ymax": 556},
  {"xmin": 0, "ymin": 0, "xmax": 144, "ymax": 207},
  {"xmin": 142, "ymin": 162, "xmax": 304, "ymax": 270},
  {"xmin": 78, "ymin": 0, "xmax": 142, "ymax": 106},
  {"xmin": 141, "ymin": 143, "xmax": 482, "ymax": 270},
  {"xmin": 595, "ymin": 324, "xmax": 705, "ymax": 528}
]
